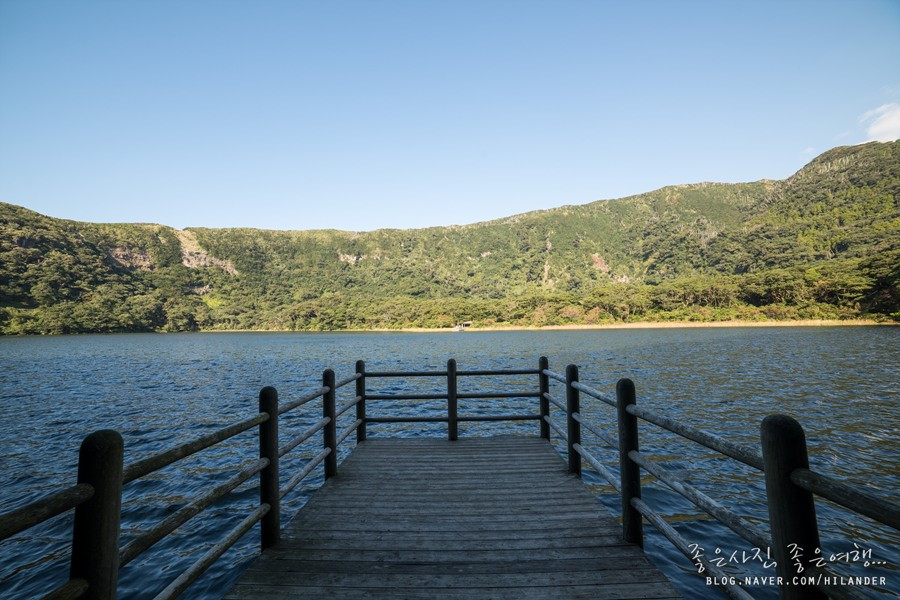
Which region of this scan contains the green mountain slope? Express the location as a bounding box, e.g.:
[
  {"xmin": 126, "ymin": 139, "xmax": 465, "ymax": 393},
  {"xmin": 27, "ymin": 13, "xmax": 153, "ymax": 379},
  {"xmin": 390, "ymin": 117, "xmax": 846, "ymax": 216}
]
[{"xmin": 2, "ymin": 141, "xmax": 898, "ymax": 334}]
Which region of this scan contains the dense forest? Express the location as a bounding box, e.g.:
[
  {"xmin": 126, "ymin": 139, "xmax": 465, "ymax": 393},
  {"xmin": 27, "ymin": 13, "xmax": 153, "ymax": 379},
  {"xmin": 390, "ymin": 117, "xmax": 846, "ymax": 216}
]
[{"xmin": 1, "ymin": 141, "xmax": 898, "ymax": 334}]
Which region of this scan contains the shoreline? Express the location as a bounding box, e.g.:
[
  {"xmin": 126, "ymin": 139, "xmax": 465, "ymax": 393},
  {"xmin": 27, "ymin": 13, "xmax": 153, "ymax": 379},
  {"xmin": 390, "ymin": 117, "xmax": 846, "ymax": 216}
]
[{"xmin": 205, "ymin": 319, "xmax": 893, "ymax": 334}]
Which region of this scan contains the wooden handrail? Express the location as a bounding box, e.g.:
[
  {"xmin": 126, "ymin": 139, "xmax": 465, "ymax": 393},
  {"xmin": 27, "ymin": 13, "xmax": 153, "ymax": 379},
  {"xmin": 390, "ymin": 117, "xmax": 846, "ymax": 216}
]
[
  {"xmin": 0, "ymin": 483, "xmax": 94, "ymax": 542},
  {"xmin": 335, "ymin": 372, "xmax": 362, "ymax": 389},
  {"xmin": 43, "ymin": 577, "xmax": 89, "ymax": 600},
  {"xmin": 119, "ymin": 457, "xmax": 268, "ymax": 566},
  {"xmin": 625, "ymin": 401, "xmax": 764, "ymax": 470},
  {"xmin": 279, "ymin": 416, "xmax": 331, "ymax": 458},
  {"xmin": 365, "ymin": 370, "xmax": 449, "ymax": 377},
  {"xmin": 457, "ymin": 368, "xmax": 541, "ymax": 376},
  {"xmin": 151, "ymin": 504, "xmax": 270, "ymax": 600},
  {"xmin": 122, "ymin": 413, "xmax": 267, "ymax": 483},
  {"xmin": 278, "ymin": 386, "xmax": 327, "ymax": 415},
  {"xmin": 791, "ymin": 467, "xmax": 900, "ymax": 530},
  {"xmin": 541, "ymin": 365, "xmax": 898, "ymax": 600}
]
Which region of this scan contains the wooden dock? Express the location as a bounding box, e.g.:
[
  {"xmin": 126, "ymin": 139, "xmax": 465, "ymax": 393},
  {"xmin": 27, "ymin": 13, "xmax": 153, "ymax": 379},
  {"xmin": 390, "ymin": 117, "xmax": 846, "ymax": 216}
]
[{"xmin": 225, "ymin": 436, "xmax": 682, "ymax": 599}]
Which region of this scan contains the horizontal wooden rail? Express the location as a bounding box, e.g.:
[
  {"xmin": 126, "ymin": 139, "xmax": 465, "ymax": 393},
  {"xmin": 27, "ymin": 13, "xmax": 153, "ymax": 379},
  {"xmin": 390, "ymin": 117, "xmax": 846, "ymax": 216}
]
[
  {"xmin": 123, "ymin": 413, "xmax": 267, "ymax": 484},
  {"xmin": 791, "ymin": 467, "xmax": 900, "ymax": 530},
  {"xmin": 152, "ymin": 503, "xmax": 270, "ymax": 600},
  {"xmin": 630, "ymin": 496, "xmax": 756, "ymax": 600},
  {"xmin": 367, "ymin": 368, "xmax": 541, "ymax": 378},
  {"xmin": 571, "ymin": 380, "xmax": 616, "ymax": 407},
  {"xmin": 544, "ymin": 391, "xmax": 566, "ymax": 413},
  {"xmin": 625, "ymin": 402, "xmax": 764, "ymax": 470},
  {"xmin": 279, "ymin": 417, "xmax": 331, "ymax": 458},
  {"xmin": 337, "ymin": 419, "xmax": 363, "ymax": 446},
  {"xmin": 278, "ymin": 387, "xmax": 328, "ymax": 414},
  {"xmin": 44, "ymin": 577, "xmax": 89, "ymax": 600},
  {"xmin": 334, "ymin": 373, "xmax": 362, "ymax": 388},
  {"xmin": 0, "ymin": 483, "xmax": 94, "ymax": 541},
  {"xmin": 542, "ymin": 368, "xmax": 567, "ymax": 384},
  {"xmin": 457, "ymin": 414, "xmax": 542, "ymax": 422},
  {"xmin": 119, "ymin": 457, "xmax": 268, "ymax": 567},
  {"xmin": 365, "ymin": 393, "xmax": 448, "ymax": 400},
  {"xmin": 628, "ymin": 448, "xmax": 771, "ymax": 550},
  {"xmin": 365, "ymin": 370, "xmax": 448, "ymax": 378},
  {"xmin": 280, "ymin": 448, "xmax": 332, "ymax": 500},
  {"xmin": 365, "ymin": 416, "xmax": 448, "ymax": 424},
  {"xmin": 334, "ymin": 396, "xmax": 361, "ymax": 419},
  {"xmin": 457, "ymin": 368, "xmax": 541, "ymax": 376},
  {"xmin": 572, "ymin": 412, "xmax": 617, "ymax": 448},
  {"xmin": 543, "ymin": 415, "xmax": 567, "ymax": 440},
  {"xmin": 457, "ymin": 391, "xmax": 541, "ymax": 399},
  {"xmin": 572, "ymin": 443, "xmax": 619, "ymax": 491}
]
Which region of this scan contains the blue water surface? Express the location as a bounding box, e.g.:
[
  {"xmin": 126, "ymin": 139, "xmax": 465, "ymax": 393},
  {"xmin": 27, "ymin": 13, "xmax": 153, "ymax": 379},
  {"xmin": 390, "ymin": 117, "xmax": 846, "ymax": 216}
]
[{"xmin": 0, "ymin": 327, "xmax": 897, "ymax": 599}]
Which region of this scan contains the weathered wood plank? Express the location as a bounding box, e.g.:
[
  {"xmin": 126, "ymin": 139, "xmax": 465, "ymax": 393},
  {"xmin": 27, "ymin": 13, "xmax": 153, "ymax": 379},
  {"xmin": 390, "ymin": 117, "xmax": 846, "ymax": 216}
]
[
  {"xmin": 238, "ymin": 555, "xmax": 657, "ymax": 575},
  {"xmin": 254, "ymin": 546, "xmax": 642, "ymax": 563},
  {"xmin": 280, "ymin": 525, "xmax": 623, "ymax": 541},
  {"xmin": 273, "ymin": 535, "xmax": 630, "ymax": 552},
  {"xmin": 225, "ymin": 436, "xmax": 681, "ymax": 600},
  {"xmin": 226, "ymin": 582, "xmax": 682, "ymax": 600},
  {"xmin": 234, "ymin": 567, "xmax": 671, "ymax": 587}
]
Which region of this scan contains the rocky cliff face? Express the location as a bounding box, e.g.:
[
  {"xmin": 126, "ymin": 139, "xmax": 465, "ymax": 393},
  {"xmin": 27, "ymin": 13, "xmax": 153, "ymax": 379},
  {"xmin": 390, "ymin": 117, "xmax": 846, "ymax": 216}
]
[{"xmin": 175, "ymin": 230, "xmax": 238, "ymax": 274}]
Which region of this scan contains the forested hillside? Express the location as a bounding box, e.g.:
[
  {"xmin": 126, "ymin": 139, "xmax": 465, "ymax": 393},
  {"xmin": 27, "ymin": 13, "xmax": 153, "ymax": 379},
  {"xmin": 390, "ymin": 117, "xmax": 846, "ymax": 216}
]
[{"xmin": 2, "ymin": 141, "xmax": 898, "ymax": 334}]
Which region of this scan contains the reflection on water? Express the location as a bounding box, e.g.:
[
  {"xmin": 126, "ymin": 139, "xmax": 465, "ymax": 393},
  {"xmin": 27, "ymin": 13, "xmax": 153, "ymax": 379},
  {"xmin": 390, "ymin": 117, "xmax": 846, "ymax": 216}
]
[{"xmin": 0, "ymin": 327, "xmax": 897, "ymax": 599}]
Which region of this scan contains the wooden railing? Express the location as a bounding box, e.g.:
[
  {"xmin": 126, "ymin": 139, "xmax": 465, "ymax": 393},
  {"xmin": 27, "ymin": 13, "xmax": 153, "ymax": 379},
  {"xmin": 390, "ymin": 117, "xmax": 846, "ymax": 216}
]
[
  {"xmin": 1, "ymin": 357, "xmax": 897, "ymax": 599},
  {"xmin": 0, "ymin": 368, "xmax": 362, "ymax": 600},
  {"xmin": 362, "ymin": 359, "xmax": 544, "ymax": 439},
  {"xmin": 540, "ymin": 364, "xmax": 900, "ymax": 600}
]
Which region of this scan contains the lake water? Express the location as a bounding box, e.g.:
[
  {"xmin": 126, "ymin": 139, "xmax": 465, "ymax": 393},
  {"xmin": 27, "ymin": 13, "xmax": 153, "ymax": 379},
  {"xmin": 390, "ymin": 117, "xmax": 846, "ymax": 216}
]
[{"xmin": 0, "ymin": 327, "xmax": 897, "ymax": 599}]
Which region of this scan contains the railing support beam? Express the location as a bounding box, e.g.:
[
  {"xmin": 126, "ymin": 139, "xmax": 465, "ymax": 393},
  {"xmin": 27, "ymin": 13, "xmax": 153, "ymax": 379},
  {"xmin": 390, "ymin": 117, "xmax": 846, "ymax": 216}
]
[
  {"xmin": 539, "ymin": 356, "xmax": 550, "ymax": 439},
  {"xmin": 323, "ymin": 369, "xmax": 338, "ymax": 479},
  {"xmin": 761, "ymin": 414, "xmax": 826, "ymax": 600},
  {"xmin": 355, "ymin": 360, "xmax": 367, "ymax": 443},
  {"xmin": 259, "ymin": 386, "xmax": 280, "ymax": 550},
  {"xmin": 70, "ymin": 429, "xmax": 123, "ymax": 600},
  {"xmin": 617, "ymin": 378, "xmax": 643, "ymax": 547},
  {"xmin": 565, "ymin": 364, "xmax": 581, "ymax": 477},
  {"xmin": 447, "ymin": 359, "xmax": 458, "ymax": 441}
]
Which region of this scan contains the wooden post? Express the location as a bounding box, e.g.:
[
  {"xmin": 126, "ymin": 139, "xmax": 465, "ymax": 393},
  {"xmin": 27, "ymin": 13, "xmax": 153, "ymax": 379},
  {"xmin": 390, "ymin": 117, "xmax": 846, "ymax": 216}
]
[
  {"xmin": 565, "ymin": 364, "xmax": 581, "ymax": 477},
  {"xmin": 355, "ymin": 360, "xmax": 367, "ymax": 443},
  {"xmin": 323, "ymin": 369, "xmax": 338, "ymax": 479},
  {"xmin": 70, "ymin": 429, "xmax": 123, "ymax": 600},
  {"xmin": 539, "ymin": 356, "xmax": 550, "ymax": 439},
  {"xmin": 259, "ymin": 386, "xmax": 280, "ymax": 550},
  {"xmin": 447, "ymin": 358, "xmax": 458, "ymax": 441},
  {"xmin": 761, "ymin": 415, "xmax": 826, "ymax": 600},
  {"xmin": 617, "ymin": 378, "xmax": 643, "ymax": 546}
]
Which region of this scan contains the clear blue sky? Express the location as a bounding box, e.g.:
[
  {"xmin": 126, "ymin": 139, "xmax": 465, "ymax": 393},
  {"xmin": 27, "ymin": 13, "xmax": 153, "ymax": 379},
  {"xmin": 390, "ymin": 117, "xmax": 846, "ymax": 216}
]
[{"xmin": 2, "ymin": 1, "xmax": 899, "ymax": 232}]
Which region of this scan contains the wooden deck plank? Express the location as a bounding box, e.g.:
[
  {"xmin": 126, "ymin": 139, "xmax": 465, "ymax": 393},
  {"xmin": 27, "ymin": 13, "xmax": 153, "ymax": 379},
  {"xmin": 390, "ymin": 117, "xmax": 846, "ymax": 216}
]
[
  {"xmin": 225, "ymin": 436, "xmax": 681, "ymax": 599},
  {"xmin": 236, "ymin": 556, "xmax": 659, "ymax": 575}
]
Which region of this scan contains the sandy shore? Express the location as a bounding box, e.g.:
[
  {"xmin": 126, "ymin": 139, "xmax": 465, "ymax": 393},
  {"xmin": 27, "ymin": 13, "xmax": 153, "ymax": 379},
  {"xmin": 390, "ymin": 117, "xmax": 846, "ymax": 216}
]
[
  {"xmin": 204, "ymin": 319, "xmax": 894, "ymax": 334},
  {"xmin": 303, "ymin": 319, "xmax": 892, "ymax": 334}
]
